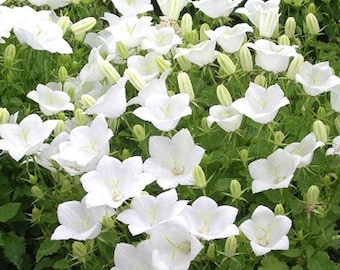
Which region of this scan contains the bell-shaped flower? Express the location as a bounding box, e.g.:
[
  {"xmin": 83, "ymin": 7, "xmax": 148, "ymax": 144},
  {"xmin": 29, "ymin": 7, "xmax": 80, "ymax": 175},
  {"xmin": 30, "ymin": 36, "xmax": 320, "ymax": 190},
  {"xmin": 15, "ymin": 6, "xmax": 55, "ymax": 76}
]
[
  {"xmin": 284, "ymin": 132, "xmax": 324, "ymax": 168},
  {"xmin": 180, "ymin": 196, "xmax": 239, "ymax": 240},
  {"xmin": 111, "ymin": 0, "xmax": 153, "ymax": 16},
  {"xmin": 247, "ymin": 39, "xmax": 297, "ymax": 73},
  {"xmin": 127, "ymin": 52, "xmax": 161, "ymax": 82},
  {"xmin": 141, "ymin": 26, "xmax": 182, "ymax": 55},
  {"xmin": 117, "ymin": 189, "xmax": 188, "ymax": 235},
  {"xmin": 52, "ymin": 114, "xmax": 113, "ymax": 175},
  {"xmin": 205, "ymin": 23, "xmax": 253, "ymax": 53},
  {"xmin": 330, "ymin": 85, "xmax": 340, "ymax": 112},
  {"xmin": 80, "ymin": 155, "xmax": 155, "ymax": 209},
  {"xmin": 28, "ymin": 0, "xmax": 71, "ymax": 9},
  {"xmin": 51, "ymin": 198, "xmax": 115, "ymax": 241},
  {"xmin": 295, "ymin": 61, "xmax": 340, "ymax": 96},
  {"xmin": 175, "ymin": 40, "xmax": 218, "ymax": 67},
  {"xmin": 148, "ymin": 216, "xmax": 203, "ymax": 270},
  {"xmin": 0, "ymin": 6, "xmax": 15, "ymax": 43},
  {"xmin": 207, "ymin": 104, "xmax": 243, "ymax": 132},
  {"xmin": 239, "ymin": 205, "xmax": 292, "ymax": 256},
  {"xmin": 0, "ymin": 114, "xmax": 57, "ymax": 161},
  {"xmin": 249, "ymin": 148, "xmax": 300, "ymax": 193},
  {"xmin": 232, "ymin": 83, "xmax": 290, "ymax": 124},
  {"xmin": 156, "ymin": 0, "xmax": 189, "ymax": 20},
  {"xmin": 111, "ymin": 240, "xmax": 154, "ymax": 270},
  {"xmin": 85, "ymin": 77, "xmax": 127, "ymax": 118},
  {"xmin": 27, "ymin": 84, "xmax": 74, "ymax": 116},
  {"xmin": 192, "ymin": 0, "xmax": 243, "ymax": 18},
  {"xmin": 143, "ymin": 129, "xmax": 205, "ymax": 189},
  {"xmin": 133, "ymin": 93, "xmax": 192, "ymax": 132},
  {"xmin": 326, "ymin": 136, "xmax": 340, "ymax": 156}
]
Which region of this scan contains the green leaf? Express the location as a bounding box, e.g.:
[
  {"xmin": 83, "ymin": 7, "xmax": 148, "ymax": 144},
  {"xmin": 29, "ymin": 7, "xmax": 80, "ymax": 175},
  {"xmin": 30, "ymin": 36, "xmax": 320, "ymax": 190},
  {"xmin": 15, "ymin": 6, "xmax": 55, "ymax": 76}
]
[
  {"xmin": 307, "ymin": 251, "xmax": 337, "ymax": 270},
  {"xmin": 36, "ymin": 239, "xmax": 61, "ymax": 262},
  {"xmin": 53, "ymin": 259, "xmax": 70, "ymax": 269},
  {"xmin": 258, "ymin": 255, "xmax": 289, "ymax": 270},
  {"xmin": 3, "ymin": 233, "xmax": 25, "ymax": 269},
  {"xmin": 0, "ymin": 202, "xmax": 21, "ymax": 222}
]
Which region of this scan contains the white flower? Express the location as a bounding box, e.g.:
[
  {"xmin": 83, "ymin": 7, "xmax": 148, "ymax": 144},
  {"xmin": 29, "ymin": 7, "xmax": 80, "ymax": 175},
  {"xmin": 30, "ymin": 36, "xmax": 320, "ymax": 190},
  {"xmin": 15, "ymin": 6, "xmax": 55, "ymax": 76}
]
[
  {"xmin": 326, "ymin": 136, "xmax": 340, "ymax": 156},
  {"xmin": 80, "ymin": 155, "xmax": 155, "ymax": 209},
  {"xmin": 180, "ymin": 196, "xmax": 239, "ymax": 240},
  {"xmin": 239, "ymin": 205, "xmax": 292, "ymax": 256},
  {"xmin": 249, "ymin": 149, "xmax": 300, "ymax": 193},
  {"xmin": 330, "ymin": 85, "xmax": 340, "ymax": 112},
  {"xmin": 295, "ymin": 61, "xmax": 340, "ymax": 96},
  {"xmin": 144, "ymin": 129, "xmax": 205, "ymax": 189},
  {"xmin": 0, "ymin": 114, "xmax": 57, "ymax": 161},
  {"xmin": 127, "ymin": 52, "xmax": 161, "ymax": 82},
  {"xmin": 284, "ymin": 132, "xmax": 324, "ymax": 168},
  {"xmin": 117, "ymin": 189, "xmax": 188, "ymax": 235},
  {"xmin": 27, "ymin": 84, "xmax": 74, "ymax": 116},
  {"xmin": 232, "ymin": 83, "xmax": 290, "ymax": 124},
  {"xmin": 205, "ymin": 23, "xmax": 253, "ymax": 53},
  {"xmin": 51, "ymin": 198, "xmax": 115, "ymax": 241},
  {"xmin": 207, "ymin": 104, "xmax": 243, "ymax": 132},
  {"xmin": 28, "ymin": 0, "xmax": 71, "ymax": 9},
  {"xmin": 133, "ymin": 93, "xmax": 192, "ymax": 132},
  {"xmin": 247, "ymin": 39, "xmax": 297, "ymax": 73},
  {"xmin": 193, "ymin": 0, "xmax": 243, "ymax": 18},
  {"xmin": 0, "ymin": 6, "xmax": 15, "ymax": 43},
  {"xmin": 175, "ymin": 40, "xmax": 218, "ymax": 67},
  {"xmin": 111, "ymin": 0, "xmax": 153, "ymax": 16},
  {"xmin": 156, "ymin": 0, "xmax": 189, "ymax": 19}
]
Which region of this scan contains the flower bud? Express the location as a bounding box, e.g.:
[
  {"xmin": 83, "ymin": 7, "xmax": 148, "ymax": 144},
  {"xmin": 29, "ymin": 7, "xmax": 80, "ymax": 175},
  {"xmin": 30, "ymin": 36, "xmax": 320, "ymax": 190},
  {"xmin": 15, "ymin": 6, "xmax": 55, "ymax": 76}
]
[
  {"xmin": 335, "ymin": 115, "xmax": 340, "ymax": 134},
  {"xmin": 200, "ymin": 23, "xmax": 210, "ymax": 41},
  {"xmin": 102, "ymin": 215, "xmax": 115, "ymax": 229},
  {"xmin": 193, "ymin": 165, "xmax": 207, "ymax": 189},
  {"xmin": 31, "ymin": 207, "xmax": 42, "ymax": 224},
  {"xmin": 306, "ymin": 13, "xmax": 320, "ymax": 35},
  {"xmin": 181, "ymin": 13, "xmax": 192, "ymax": 34},
  {"xmin": 306, "ymin": 185, "xmax": 320, "ymax": 206},
  {"xmin": 278, "ymin": 34, "xmax": 290, "ymax": 46},
  {"xmin": 126, "ymin": 68, "xmax": 146, "ymax": 90},
  {"xmin": 132, "ymin": 124, "xmax": 146, "ymax": 142},
  {"xmin": 75, "ymin": 108, "xmax": 86, "ymax": 126},
  {"xmin": 273, "ymin": 131, "xmax": 285, "ymax": 146},
  {"xmin": 58, "ymin": 66, "xmax": 68, "ymax": 83},
  {"xmin": 177, "ymin": 71, "xmax": 195, "ymax": 101},
  {"xmin": 116, "ymin": 41, "xmax": 129, "ymax": 60},
  {"xmin": 296, "ymin": 230, "xmax": 304, "ymax": 240},
  {"xmin": 216, "ymin": 84, "xmax": 232, "ymax": 106},
  {"xmin": 239, "ymin": 149, "xmax": 248, "ymax": 164},
  {"xmin": 224, "ymin": 236, "xmax": 237, "ymax": 258},
  {"xmin": 207, "ymin": 242, "xmax": 216, "ymax": 260},
  {"xmin": 3, "ymin": 44, "xmax": 16, "ymax": 67},
  {"xmin": 230, "ymin": 179, "xmax": 242, "ymax": 200},
  {"xmin": 254, "ymin": 74, "xmax": 267, "ymax": 88},
  {"xmin": 201, "ymin": 117, "xmax": 210, "ymax": 132},
  {"xmin": 122, "ymin": 148, "xmax": 130, "ymax": 160},
  {"xmin": 54, "ymin": 120, "xmax": 66, "ymax": 135},
  {"xmin": 98, "ymin": 59, "xmax": 121, "ymax": 84},
  {"xmin": 155, "ymin": 56, "xmax": 171, "ymax": 73},
  {"xmin": 286, "ymin": 54, "xmax": 304, "ymax": 80},
  {"xmin": 72, "ymin": 242, "xmax": 87, "ymax": 263},
  {"xmin": 284, "ymin": 17, "xmax": 296, "ymax": 38},
  {"xmin": 29, "ymin": 174, "xmax": 38, "ymax": 185},
  {"xmin": 312, "ymin": 120, "xmax": 328, "ymax": 143},
  {"xmin": 317, "ymin": 107, "xmax": 326, "ymax": 119},
  {"xmin": 31, "ymin": 186, "xmax": 44, "ymax": 199},
  {"xmin": 0, "ymin": 107, "xmax": 10, "ymax": 124},
  {"xmin": 169, "ymin": 0, "xmax": 181, "ymax": 20},
  {"xmin": 274, "ymin": 204, "xmax": 285, "ymax": 215},
  {"xmin": 108, "ymin": 118, "xmax": 120, "ymax": 134},
  {"xmin": 322, "ymin": 174, "xmax": 331, "ymax": 187},
  {"xmin": 81, "ymin": 94, "xmax": 96, "ymax": 109},
  {"xmin": 57, "ymin": 16, "xmax": 71, "ymax": 35},
  {"xmin": 183, "ymin": 30, "xmax": 199, "ymax": 44},
  {"xmin": 176, "ymin": 55, "xmax": 192, "ymax": 71},
  {"xmin": 308, "ymin": 3, "xmax": 316, "ymax": 13},
  {"xmin": 217, "ymin": 54, "xmax": 236, "ymax": 76},
  {"xmin": 70, "ymin": 17, "xmax": 97, "ymax": 41},
  {"xmin": 239, "ymin": 45, "xmax": 253, "ymax": 72}
]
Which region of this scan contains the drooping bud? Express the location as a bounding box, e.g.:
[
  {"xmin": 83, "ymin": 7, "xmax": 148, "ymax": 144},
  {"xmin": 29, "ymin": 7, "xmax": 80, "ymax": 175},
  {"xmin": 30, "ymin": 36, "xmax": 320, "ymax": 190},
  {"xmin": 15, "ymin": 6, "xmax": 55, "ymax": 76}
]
[
  {"xmin": 274, "ymin": 204, "xmax": 285, "ymax": 215},
  {"xmin": 286, "ymin": 54, "xmax": 304, "ymax": 80},
  {"xmin": 0, "ymin": 108, "xmax": 10, "ymax": 124},
  {"xmin": 116, "ymin": 41, "xmax": 129, "ymax": 60},
  {"xmin": 200, "ymin": 23, "xmax": 210, "ymax": 41},
  {"xmin": 3, "ymin": 44, "xmax": 16, "ymax": 67},
  {"xmin": 176, "ymin": 55, "xmax": 192, "ymax": 71},
  {"xmin": 216, "ymin": 84, "xmax": 232, "ymax": 106},
  {"xmin": 278, "ymin": 34, "xmax": 290, "ymax": 46},
  {"xmin": 81, "ymin": 94, "xmax": 96, "ymax": 109},
  {"xmin": 155, "ymin": 56, "xmax": 171, "ymax": 73},
  {"xmin": 72, "ymin": 242, "xmax": 87, "ymax": 264},
  {"xmin": 306, "ymin": 185, "xmax": 320, "ymax": 207},
  {"xmin": 57, "ymin": 16, "xmax": 71, "ymax": 35},
  {"xmin": 177, "ymin": 71, "xmax": 195, "ymax": 101},
  {"xmin": 284, "ymin": 17, "xmax": 296, "ymax": 38},
  {"xmin": 58, "ymin": 66, "xmax": 68, "ymax": 83},
  {"xmin": 70, "ymin": 17, "xmax": 97, "ymax": 41},
  {"xmin": 193, "ymin": 165, "xmax": 207, "ymax": 189},
  {"xmin": 230, "ymin": 179, "xmax": 242, "ymax": 200},
  {"xmin": 126, "ymin": 68, "xmax": 146, "ymax": 90},
  {"xmin": 239, "ymin": 45, "xmax": 253, "ymax": 72},
  {"xmin": 254, "ymin": 74, "xmax": 267, "ymax": 88},
  {"xmin": 306, "ymin": 13, "xmax": 320, "ymax": 35},
  {"xmin": 312, "ymin": 120, "xmax": 328, "ymax": 143},
  {"xmin": 224, "ymin": 236, "xmax": 237, "ymax": 258},
  {"xmin": 132, "ymin": 124, "xmax": 146, "ymax": 142},
  {"xmin": 181, "ymin": 13, "xmax": 192, "ymax": 34},
  {"xmin": 217, "ymin": 54, "xmax": 236, "ymax": 76}
]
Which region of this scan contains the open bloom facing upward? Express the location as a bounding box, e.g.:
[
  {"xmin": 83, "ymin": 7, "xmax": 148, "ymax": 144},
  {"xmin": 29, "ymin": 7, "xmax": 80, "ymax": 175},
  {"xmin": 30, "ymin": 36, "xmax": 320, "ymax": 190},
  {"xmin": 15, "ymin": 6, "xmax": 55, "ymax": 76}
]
[
  {"xmin": 192, "ymin": 0, "xmax": 243, "ymax": 18},
  {"xmin": 144, "ymin": 129, "xmax": 205, "ymax": 189},
  {"xmin": 326, "ymin": 136, "xmax": 340, "ymax": 156},
  {"xmin": 111, "ymin": 0, "xmax": 153, "ymax": 16},
  {"xmin": 249, "ymin": 149, "xmax": 300, "ymax": 193},
  {"xmin": 207, "ymin": 104, "xmax": 243, "ymax": 132},
  {"xmin": 232, "ymin": 83, "xmax": 290, "ymax": 124},
  {"xmin": 0, "ymin": 114, "xmax": 57, "ymax": 161},
  {"xmin": 239, "ymin": 205, "xmax": 292, "ymax": 256}
]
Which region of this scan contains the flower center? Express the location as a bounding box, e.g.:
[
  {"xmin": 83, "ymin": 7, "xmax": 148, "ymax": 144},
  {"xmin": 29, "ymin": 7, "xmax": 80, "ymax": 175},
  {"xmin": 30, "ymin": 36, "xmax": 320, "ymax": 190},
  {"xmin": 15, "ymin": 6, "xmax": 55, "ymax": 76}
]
[
  {"xmin": 172, "ymin": 165, "xmax": 184, "ymax": 176},
  {"xmin": 112, "ymin": 190, "xmax": 123, "ymax": 202}
]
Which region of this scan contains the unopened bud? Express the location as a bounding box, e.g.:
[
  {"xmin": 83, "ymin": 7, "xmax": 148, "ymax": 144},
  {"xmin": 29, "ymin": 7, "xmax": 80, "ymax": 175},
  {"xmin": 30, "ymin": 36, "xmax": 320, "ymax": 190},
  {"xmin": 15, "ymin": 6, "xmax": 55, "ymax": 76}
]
[
  {"xmin": 155, "ymin": 56, "xmax": 171, "ymax": 73},
  {"xmin": 239, "ymin": 149, "xmax": 249, "ymax": 164},
  {"xmin": 278, "ymin": 34, "xmax": 290, "ymax": 46},
  {"xmin": 306, "ymin": 185, "xmax": 320, "ymax": 206},
  {"xmin": 201, "ymin": 117, "xmax": 210, "ymax": 132},
  {"xmin": 286, "ymin": 54, "xmax": 304, "ymax": 80},
  {"xmin": 217, "ymin": 54, "xmax": 236, "ymax": 76},
  {"xmin": 254, "ymin": 74, "xmax": 267, "ymax": 88},
  {"xmin": 132, "ymin": 124, "xmax": 146, "ymax": 142},
  {"xmin": 177, "ymin": 71, "xmax": 195, "ymax": 101},
  {"xmin": 61, "ymin": 179, "xmax": 71, "ymax": 193},
  {"xmin": 98, "ymin": 59, "xmax": 121, "ymax": 84},
  {"xmin": 31, "ymin": 186, "xmax": 44, "ymax": 199},
  {"xmin": 75, "ymin": 108, "xmax": 86, "ymax": 126},
  {"xmin": 312, "ymin": 120, "xmax": 328, "ymax": 143},
  {"xmin": 31, "ymin": 207, "xmax": 42, "ymax": 224},
  {"xmin": 200, "ymin": 23, "xmax": 210, "ymax": 41},
  {"xmin": 108, "ymin": 118, "xmax": 120, "ymax": 133},
  {"xmin": 169, "ymin": 0, "xmax": 181, "ymax": 20},
  {"xmin": 317, "ymin": 107, "xmax": 326, "ymax": 119},
  {"xmin": 57, "ymin": 16, "xmax": 71, "ymax": 35},
  {"xmin": 306, "ymin": 13, "xmax": 320, "ymax": 35},
  {"xmin": 207, "ymin": 242, "xmax": 216, "ymax": 260},
  {"xmin": 274, "ymin": 204, "xmax": 285, "ymax": 215},
  {"xmin": 4, "ymin": 44, "xmax": 16, "ymax": 67},
  {"xmin": 116, "ymin": 41, "xmax": 129, "ymax": 60},
  {"xmin": 273, "ymin": 131, "xmax": 285, "ymax": 146},
  {"xmin": 181, "ymin": 13, "xmax": 192, "ymax": 34},
  {"xmin": 224, "ymin": 236, "xmax": 237, "ymax": 258},
  {"xmin": 284, "ymin": 17, "xmax": 296, "ymax": 38},
  {"xmin": 322, "ymin": 174, "xmax": 331, "ymax": 187},
  {"xmin": 81, "ymin": 94, "xmax": 96, "ymax": 108},
  {"xmin": 230, "ymin": 179, "xmax": 242, "ymax": 200},
  {"xmin": 216, "ymin": 84, "xmax": 232, "ymax": 106},
  {"xmin": 335, "ymin": 115, "xmax": 340, "ymax": 134},
  {"xmin": 183, "ymin": 30, "xmax": 199, "ymax": 44},
  {"xmin": 58, "ymin": 66, "xmax": 68, "ymax": 83},
  {"xmin": 0, "ymin": 108, "xmax": 10, "ymax": 124},
  {"xmin": 193, "ymin": 165, "xmax": 207, "ymax": 189},
  {"xmin": 29, "ymin": 174, "xmax": 38, "ymax": 184},
  {"xmin": 122, "ymin": 149, "xmax": 130, "ymax": 160},
  {"xmin": 54, "ymin": 120, "xmax": 66, "ymax": 135},
  {"xmin": 176, "ymin": 55, "xmax": 192, "ymax": 71},
  {"xmin": 126, "ymin": 68, "xmax": 146, "ymax": 90},
  {"xmin": 70, "ymin": 17, "xmax": 97, "ymax": 41},
  {"xmin": 308, "ymin": 3, "xmax": 316, "ymax": 13},
  {"xmin": 72, "ymin": 242, "xmax": 87, "ymax": 263},
  {"xmin": 239, "ymin": 45, "xmax": 253, "ymax": 72},
  {"xmin": 102, "ymin": 215, "xmax": 115, "ymax": 229}
]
